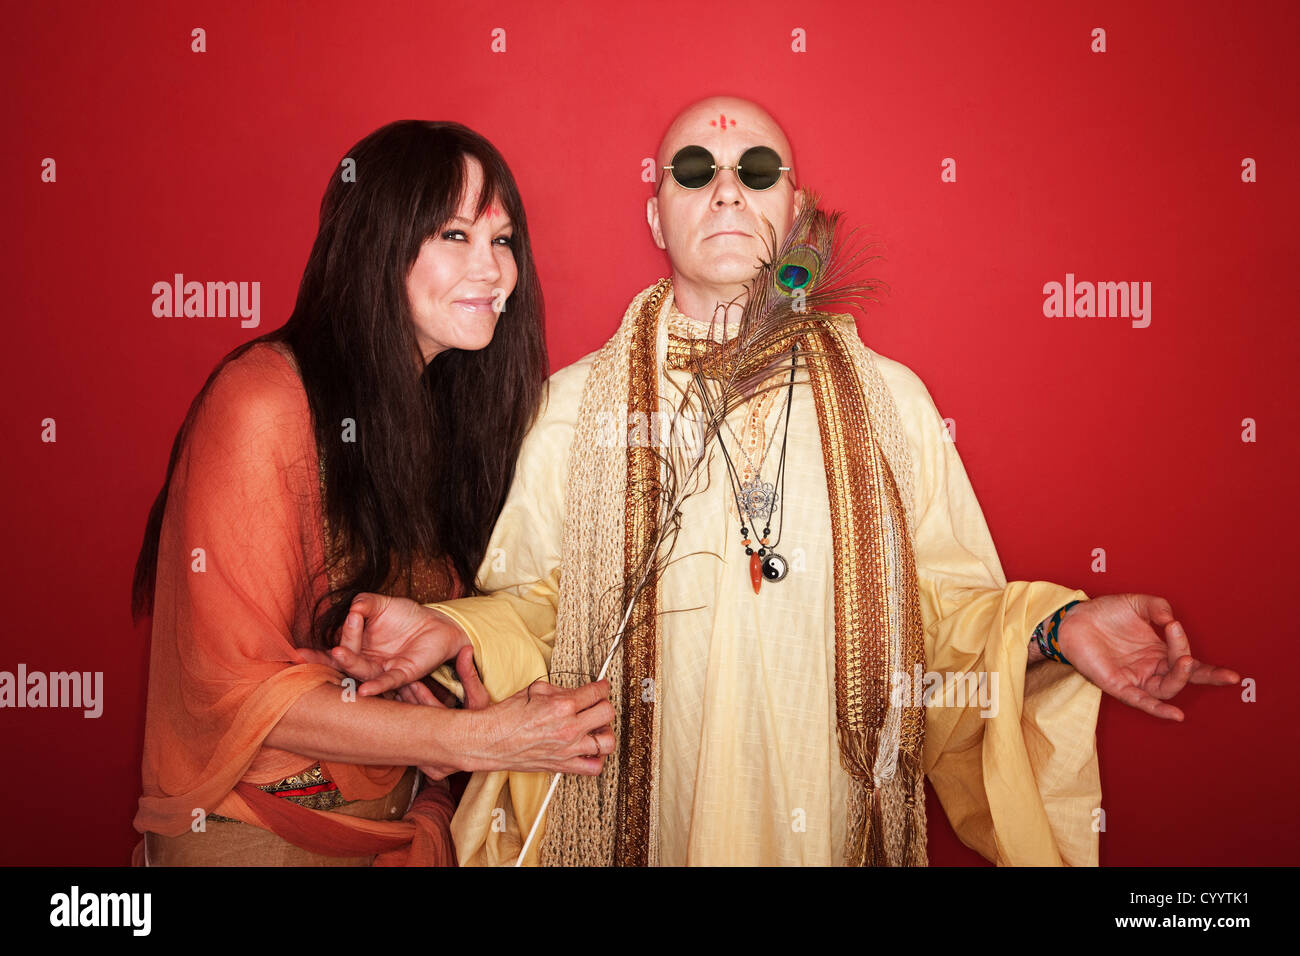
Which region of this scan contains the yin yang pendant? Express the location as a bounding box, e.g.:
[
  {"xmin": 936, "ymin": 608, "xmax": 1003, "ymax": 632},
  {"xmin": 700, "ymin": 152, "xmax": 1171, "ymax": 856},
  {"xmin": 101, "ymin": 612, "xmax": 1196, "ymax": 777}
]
[
  {"xmin": 761, "ymin": 552, "xmax": 789, "ymax": 582},
  {"xmin": 750, "ymin": 550, "xmax": 789, "ymax": 593}
]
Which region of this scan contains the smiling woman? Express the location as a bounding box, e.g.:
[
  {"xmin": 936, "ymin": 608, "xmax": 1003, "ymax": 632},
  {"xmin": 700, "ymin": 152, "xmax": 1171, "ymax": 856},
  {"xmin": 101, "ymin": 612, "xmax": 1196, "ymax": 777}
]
[
  {"xmin": 407, "ymin": 160, "xmax": 518, "ymax": 362},
  {"xmin": 127, "ymin": 120, "xmax": 612, "ymax": 866}
]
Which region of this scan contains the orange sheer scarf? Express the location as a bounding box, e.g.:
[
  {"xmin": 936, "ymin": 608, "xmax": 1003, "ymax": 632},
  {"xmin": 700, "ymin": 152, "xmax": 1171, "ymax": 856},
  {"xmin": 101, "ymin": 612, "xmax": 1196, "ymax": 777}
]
[{"xmin": 132, "ymin": 342, "xmax": 458, "ymax": 865}]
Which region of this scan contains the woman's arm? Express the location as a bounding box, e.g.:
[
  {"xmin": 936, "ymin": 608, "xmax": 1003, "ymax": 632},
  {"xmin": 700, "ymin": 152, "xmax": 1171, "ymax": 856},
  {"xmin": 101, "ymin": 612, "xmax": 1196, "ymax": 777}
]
[
  {"xmin": 266, "ymin": 674, "xmax": 615, "ymax": 777},
  {"xmin": 265, "ymin": 684, "xmax": 468, "ymax": 772}
]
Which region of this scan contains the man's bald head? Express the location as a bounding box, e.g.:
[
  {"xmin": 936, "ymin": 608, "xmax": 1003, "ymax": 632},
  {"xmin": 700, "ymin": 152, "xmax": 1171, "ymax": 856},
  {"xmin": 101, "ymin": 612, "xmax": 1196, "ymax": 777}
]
[
  {"xmin": 653, "ymin": 95, "xmax": 798, "ymax": 190},
  {"xmin": 647, "ymin": 96, "xmax": 802, "ymax": 322}
]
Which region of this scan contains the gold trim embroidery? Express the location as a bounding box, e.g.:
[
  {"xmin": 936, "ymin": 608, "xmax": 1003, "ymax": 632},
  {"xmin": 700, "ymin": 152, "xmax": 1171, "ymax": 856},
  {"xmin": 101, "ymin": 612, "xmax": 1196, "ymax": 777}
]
[{"xmin": 615, "ymin": 278, "xmax": 671, "ymax": 866}]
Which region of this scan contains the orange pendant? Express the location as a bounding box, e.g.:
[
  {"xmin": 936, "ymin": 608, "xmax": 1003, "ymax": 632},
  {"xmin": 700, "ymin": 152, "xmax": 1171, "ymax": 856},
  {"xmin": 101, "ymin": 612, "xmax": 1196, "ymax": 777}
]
[{"xmin": 750, "ymin": 552, "xmax": 763, "ymax": 594}]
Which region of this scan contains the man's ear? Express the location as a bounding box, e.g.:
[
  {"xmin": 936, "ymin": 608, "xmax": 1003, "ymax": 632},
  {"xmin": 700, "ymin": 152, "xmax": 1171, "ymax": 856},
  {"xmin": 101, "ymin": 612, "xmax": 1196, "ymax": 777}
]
[{"xmin": 646, "ymin": 195, "xmax": 667, "ymax": 250}]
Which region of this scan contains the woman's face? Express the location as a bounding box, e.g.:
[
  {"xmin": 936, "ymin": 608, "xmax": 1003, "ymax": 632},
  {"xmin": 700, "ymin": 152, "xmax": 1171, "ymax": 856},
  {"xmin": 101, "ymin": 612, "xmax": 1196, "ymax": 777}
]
[{"xmin": 407, "ymin": 157, "xmax": 518, "ymax": 364}]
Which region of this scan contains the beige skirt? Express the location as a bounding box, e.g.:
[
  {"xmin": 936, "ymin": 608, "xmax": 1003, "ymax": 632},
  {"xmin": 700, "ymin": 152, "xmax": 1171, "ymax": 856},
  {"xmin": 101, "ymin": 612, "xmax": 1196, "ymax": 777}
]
[{"xmin": 143, "ymin": 767, "xmax": 421, "ymax": 866}]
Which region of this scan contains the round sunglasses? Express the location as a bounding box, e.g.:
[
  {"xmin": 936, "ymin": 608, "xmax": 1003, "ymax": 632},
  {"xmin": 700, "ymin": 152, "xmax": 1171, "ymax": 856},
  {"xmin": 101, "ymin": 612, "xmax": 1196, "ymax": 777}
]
[{"xmin": 661, "ymin": 145, "xmax": 792, "ymax": 191}]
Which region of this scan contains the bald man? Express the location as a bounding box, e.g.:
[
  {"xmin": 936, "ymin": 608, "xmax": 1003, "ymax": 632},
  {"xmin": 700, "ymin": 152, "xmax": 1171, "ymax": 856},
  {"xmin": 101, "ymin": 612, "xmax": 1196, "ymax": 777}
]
[{"xmin": 343, "ymin": 95, "xmax": 1238, "ymax": 866}]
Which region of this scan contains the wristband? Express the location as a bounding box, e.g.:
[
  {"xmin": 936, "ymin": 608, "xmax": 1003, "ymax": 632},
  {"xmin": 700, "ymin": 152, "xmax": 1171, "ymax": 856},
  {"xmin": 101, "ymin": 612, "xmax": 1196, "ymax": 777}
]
[{"xmin": 1033, "ymin": 599, "xmax": 1083, "ymax": 665}]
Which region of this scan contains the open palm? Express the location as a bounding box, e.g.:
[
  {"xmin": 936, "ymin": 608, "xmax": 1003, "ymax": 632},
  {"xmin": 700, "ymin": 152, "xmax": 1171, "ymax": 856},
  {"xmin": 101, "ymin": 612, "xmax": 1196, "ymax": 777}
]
[{"xmin": 1059, "ymin": 594, "xmax": 1239, "ymax": 721}]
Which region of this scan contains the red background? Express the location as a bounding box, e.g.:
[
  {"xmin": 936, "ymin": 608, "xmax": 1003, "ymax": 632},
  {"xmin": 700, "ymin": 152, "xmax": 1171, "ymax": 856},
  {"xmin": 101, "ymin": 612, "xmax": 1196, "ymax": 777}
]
[{"xmin": 1, "ymin": 0, "xmax": 1296, "ymax": 865}]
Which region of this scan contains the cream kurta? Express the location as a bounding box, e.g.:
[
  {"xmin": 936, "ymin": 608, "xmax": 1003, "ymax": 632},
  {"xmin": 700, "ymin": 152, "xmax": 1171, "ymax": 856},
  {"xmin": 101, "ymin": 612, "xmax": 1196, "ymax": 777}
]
[{"xmin": 431, "ymin": 306, "xmax": 1102, "ymax": 867}]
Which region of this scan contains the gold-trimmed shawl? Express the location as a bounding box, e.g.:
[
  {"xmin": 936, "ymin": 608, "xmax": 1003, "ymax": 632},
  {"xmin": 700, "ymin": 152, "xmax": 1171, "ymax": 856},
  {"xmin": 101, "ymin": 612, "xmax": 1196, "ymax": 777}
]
[{"xmin": 539, "ymin": 278, "xmax": 927, "ymax": 866}]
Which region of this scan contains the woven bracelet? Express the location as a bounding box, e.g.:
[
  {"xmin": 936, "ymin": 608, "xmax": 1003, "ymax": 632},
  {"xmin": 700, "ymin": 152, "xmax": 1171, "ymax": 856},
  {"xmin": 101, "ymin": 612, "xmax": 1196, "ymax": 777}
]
[{"xmin": 1033, "ymin": 599, "xmax": 1083, "ymax": 665}]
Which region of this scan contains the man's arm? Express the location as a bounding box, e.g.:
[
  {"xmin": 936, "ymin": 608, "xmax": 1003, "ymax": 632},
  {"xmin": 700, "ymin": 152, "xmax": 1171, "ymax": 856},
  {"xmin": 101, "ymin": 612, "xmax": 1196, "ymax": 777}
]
[{"xmin": 871, "ymin": 350, "xmax": 1102, "ymax": 867}]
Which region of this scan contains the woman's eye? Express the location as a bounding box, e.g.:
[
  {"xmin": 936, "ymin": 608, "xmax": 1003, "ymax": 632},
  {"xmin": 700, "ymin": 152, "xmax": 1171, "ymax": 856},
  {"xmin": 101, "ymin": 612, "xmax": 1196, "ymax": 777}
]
[
  {"xmin": 494, "ymin": 235, "xmax": 515, "ymax": 247},
  {"xmin": 441, "ymin": 229, "xmax": 467, "ymax": 241}
]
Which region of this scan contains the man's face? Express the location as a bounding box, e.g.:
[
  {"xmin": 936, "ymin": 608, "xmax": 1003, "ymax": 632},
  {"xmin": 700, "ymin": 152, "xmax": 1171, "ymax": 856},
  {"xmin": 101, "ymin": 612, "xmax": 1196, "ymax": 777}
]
[{"xmin": 648, "ymin": 103, "xmax": 798, "ymax": 293}]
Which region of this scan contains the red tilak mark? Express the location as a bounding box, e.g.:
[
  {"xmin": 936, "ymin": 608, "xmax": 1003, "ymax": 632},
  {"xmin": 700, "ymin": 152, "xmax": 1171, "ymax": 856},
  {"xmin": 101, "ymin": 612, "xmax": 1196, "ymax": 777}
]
[
  {"xmin": 485, "ymin": 205, "xmax": 502, "ymax": 218},
  {"xmin": 708, "ymin": 113, "xmax": 737, "ymax": 129}
]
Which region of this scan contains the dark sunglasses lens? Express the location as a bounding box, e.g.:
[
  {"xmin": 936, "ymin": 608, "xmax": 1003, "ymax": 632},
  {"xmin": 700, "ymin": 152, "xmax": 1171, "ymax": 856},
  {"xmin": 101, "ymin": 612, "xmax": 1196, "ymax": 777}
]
[
  {"xmin": 671, "ymin": 146, "xmax": 715, "ymax": 189},
  {"xmin": 738, "ymin": 146, "xmax": 783, "ymax": 190}
]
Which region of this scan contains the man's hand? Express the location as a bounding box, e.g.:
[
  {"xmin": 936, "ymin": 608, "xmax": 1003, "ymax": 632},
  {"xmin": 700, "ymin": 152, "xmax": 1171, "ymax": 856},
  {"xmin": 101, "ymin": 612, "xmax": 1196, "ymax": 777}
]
[
  {"xmin": 300, "ymin": 592, "xmax": 473, "ymax": 697},
  {"xmin": 1055, "ymin": 594, "xmax": 1240, "ymax": 721}
]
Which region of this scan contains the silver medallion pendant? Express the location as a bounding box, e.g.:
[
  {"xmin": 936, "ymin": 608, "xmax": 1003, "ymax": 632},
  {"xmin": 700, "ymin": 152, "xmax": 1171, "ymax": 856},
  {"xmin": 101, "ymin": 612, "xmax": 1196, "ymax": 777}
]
[
  {"xmin": 739, "ymin": 478, "xmax": 777, "ymax": 516},
  {"xmin": 761, "ymin": 552, "xmax": 789, "ymax": 582}
]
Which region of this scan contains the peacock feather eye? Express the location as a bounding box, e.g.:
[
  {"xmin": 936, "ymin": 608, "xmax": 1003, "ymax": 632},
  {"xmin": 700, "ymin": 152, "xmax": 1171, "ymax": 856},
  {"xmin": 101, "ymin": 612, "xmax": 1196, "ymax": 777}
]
[
  {"xmin": 778, "ymin": 264, "xmax": 810, "ymax": 290},
  {"xmin": 775, "ymin": 246, "xmax": 821, "ymax": 294}
]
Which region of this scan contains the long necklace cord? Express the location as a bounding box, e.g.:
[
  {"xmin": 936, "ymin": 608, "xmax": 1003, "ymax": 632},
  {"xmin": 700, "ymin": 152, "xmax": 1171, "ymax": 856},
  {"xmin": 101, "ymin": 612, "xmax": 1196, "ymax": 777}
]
[
  {"xmin": 696, "ymin": 344, "xmax": 798, "ymax": 551},
  {"xmin": 692, "ymin": 375, "xmax": 751, "ymax": 528},
  {"xmin": 764, "ymin": 343, "xmax": 798, "ymax": 549}
]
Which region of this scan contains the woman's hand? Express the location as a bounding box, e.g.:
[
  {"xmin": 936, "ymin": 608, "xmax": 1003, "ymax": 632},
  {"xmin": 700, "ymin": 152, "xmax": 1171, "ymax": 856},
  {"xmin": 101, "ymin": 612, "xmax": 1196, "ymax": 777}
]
[{"xmin": 464, "ymin": 678, "xmax": 615, "ymax": 777}]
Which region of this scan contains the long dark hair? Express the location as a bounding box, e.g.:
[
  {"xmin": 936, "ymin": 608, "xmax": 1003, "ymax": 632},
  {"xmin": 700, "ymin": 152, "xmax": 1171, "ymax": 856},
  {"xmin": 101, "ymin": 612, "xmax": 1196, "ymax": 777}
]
[{"xmin": 131, "ymin": 120, "xmax": 548, "ymax": 649}]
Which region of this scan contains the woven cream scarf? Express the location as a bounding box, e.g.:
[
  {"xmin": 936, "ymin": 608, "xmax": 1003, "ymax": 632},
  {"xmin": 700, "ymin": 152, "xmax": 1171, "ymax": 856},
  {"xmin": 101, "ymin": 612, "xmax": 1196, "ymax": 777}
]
[{"xmin": 539, "ymin": 278, "xmax": 928, "ymax": 866}]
